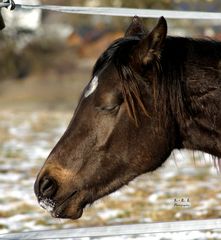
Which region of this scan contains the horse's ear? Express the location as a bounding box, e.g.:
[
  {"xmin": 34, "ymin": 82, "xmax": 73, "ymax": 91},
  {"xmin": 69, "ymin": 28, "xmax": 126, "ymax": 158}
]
[
  {"xmin": 125, "ymin": 16, "xmax": 147, "ymax": 37},
  {"xmin": 135, "ymin": 16, "xmax": 167, "ymax": 65}
]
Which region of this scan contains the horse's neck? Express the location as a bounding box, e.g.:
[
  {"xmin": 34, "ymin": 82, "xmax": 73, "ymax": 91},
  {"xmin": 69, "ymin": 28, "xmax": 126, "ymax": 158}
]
[{"xmin": 179, "ymin": 40, "xmax": 221, "ymax": 158}]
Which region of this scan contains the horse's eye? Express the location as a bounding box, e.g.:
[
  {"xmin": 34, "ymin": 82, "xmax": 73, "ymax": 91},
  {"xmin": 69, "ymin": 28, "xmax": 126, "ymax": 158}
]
[
  {"xmin": 95, "ymin": 92, "xmax": 123, "ymax": 114},
  {"xmin": 96, "ymin": 104, "xmax": 120, "ymax": 114}
]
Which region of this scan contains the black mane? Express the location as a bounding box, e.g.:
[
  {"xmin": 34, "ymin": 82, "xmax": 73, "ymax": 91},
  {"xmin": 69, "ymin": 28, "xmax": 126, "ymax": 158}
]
[
  {"xmin": 92, "ymin": 35, "xmax": 221, "ymax": 126},
  {"xmin": 92, "ymin": 37, "xmax": 140, "ymax": 76}
]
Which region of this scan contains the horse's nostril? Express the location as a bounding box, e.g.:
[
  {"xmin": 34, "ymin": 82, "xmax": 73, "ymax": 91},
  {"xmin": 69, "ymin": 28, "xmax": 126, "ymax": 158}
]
[{"xmin": 39, "ymin": 176, "xmax": 58, "ymax": 198}]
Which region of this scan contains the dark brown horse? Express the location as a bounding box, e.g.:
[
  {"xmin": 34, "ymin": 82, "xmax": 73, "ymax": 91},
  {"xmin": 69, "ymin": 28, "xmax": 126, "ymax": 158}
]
[{"xmin": 34, "ymin": 16, "xmax": 221, "ymax": 219}]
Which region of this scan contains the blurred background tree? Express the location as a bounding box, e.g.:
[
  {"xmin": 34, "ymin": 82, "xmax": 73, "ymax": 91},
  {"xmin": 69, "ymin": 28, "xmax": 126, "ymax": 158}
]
[{"xmin": 0, "ymin": 0, "xmax": 221, "ymax": 110}]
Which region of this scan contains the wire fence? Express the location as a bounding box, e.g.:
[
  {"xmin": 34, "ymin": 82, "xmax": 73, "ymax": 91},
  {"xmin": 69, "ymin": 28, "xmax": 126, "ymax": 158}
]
[
  {"xmin": 1, "ymin": 0, "xmax": 221, "ymax": 19},
  {"xmin": 0, "ymin": 219, "xmax": 221, "ymax": 239}
]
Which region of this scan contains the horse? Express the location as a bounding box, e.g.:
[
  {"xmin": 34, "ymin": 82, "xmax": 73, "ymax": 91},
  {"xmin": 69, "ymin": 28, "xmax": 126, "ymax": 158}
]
[{"xmin": 34, "ymin": 16, "xmax": 221, "ymax": 219}]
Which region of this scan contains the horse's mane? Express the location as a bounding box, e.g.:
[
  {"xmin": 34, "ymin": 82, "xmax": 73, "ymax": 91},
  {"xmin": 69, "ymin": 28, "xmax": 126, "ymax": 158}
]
[
  {"xmin": 92, "ymin": 36, "xmax": 190, "ymax": 127},
  {"xmin": 93, "ymin": 36, "xmax": 221, "ymax": 127},
  {"xmin": 92, "ymin": 37, "xmax": 145, "ymax": 125},
  {"xmin": 93, "ymin": 35, "xmax": 221, "ymax": 169}
]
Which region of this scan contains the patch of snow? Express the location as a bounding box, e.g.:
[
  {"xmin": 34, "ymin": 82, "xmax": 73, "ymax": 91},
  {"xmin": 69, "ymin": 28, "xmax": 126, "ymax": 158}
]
[{"xmin": 97, "ymin": 209, "xmax": 121, "ymax": 219}]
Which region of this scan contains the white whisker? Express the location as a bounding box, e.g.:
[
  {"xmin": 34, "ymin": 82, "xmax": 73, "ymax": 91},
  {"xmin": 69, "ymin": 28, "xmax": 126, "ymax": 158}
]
[{"xmin": 39, "ymin": 198, "xmax": 55, "ymax": 213}]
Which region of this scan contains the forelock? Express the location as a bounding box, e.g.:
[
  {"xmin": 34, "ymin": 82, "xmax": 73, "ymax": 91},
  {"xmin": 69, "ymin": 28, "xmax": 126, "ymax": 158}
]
[{"xmin": 92, "ymin": 37, "xmax": 140, "ymax": 77}]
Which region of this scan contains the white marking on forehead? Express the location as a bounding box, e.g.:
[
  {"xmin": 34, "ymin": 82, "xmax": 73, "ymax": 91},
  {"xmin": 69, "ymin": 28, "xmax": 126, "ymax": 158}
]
[
  {"xmin": 39, "ymin": 198, "xmax": 55, "ymax": 213},
  {"xmin": 84, "ymin": 75, "xmax": 99, "ymax": 98}
]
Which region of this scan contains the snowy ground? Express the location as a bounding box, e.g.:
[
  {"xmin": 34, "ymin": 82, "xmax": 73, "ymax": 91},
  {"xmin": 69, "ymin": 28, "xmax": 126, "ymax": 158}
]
[{"xmin": 0, "ymin": 111, "xmax": 221, "ymax": 239}]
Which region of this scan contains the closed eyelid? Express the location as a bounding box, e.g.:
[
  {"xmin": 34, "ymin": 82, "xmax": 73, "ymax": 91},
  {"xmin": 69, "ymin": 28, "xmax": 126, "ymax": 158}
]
[
  {"xmin": 96, "ymin": 106, "xmax": 120, "ymax": 116},
  {"xmin": 96, "ymin": 104, "xmax": 119, "ymax": 111},
  {"xmin": 95, "ymin": 91, "xmax": 123, "ymax": 107}
]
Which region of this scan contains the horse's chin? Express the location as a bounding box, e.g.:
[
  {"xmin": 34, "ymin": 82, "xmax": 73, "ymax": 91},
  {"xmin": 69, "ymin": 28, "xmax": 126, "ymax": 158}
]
[
  {"xmin": 37, "ymin": 190, "xmax": 85, "ymax": 220},
  {"xmin": 48, "ymin": 180, "xmax": 128, "ymax": 219},
  {"xmin": 51, "ymin": 188, "xmax": 110, "ymax": 219},
  {"xmin": 51, "ymin": 192, "xmax": 87, "ymax": 219},
  {"xmin": 52, "ymin": 205, "xmax": 84, "ymax": 219}
]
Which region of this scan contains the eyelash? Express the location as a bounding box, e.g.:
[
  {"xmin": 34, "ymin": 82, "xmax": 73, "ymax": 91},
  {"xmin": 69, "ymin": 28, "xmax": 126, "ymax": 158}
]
[{"xmin": 96, "ymin": 104, "xmax": 120, "ymax": 114}]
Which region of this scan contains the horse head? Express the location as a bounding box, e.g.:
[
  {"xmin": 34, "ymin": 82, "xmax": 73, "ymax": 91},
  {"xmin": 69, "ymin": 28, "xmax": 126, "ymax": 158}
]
[{"xmin": 34, "ymin": 16, "xmax": 180, "ymax": 219}]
